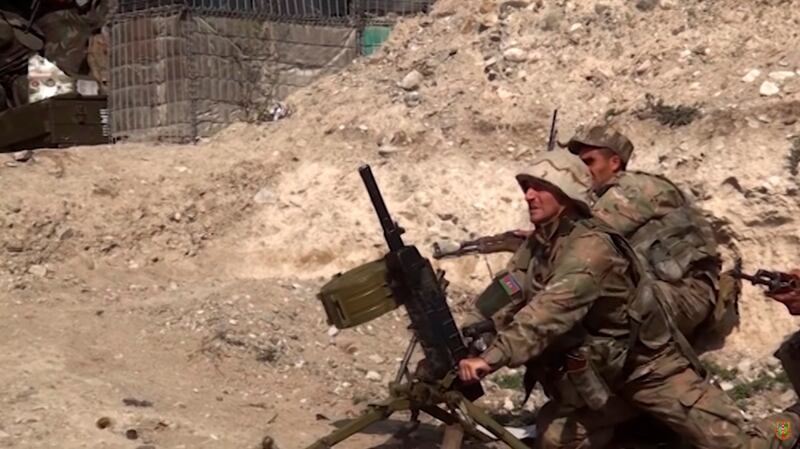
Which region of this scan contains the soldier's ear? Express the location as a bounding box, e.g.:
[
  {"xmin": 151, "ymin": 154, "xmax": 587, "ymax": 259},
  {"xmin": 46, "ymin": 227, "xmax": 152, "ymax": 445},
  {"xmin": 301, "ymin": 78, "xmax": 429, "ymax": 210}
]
[{"xmin": 609, "ymin": 154, "xmax": 623, "ymax": 172}]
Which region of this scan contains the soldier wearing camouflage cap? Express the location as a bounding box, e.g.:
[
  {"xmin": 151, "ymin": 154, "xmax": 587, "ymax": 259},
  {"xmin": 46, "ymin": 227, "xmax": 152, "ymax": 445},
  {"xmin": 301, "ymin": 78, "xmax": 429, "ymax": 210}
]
[
  {"xmin": 566, "ymin": 124, "xmax": 735, "ymax": 346},
  {"xmin": 458, "ymin": 149, "xmax": 800, "ymax": 449}
]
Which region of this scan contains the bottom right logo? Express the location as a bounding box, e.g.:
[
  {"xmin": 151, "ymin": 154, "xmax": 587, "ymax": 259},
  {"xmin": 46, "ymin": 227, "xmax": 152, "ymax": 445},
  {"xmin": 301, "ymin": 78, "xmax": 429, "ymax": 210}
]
[{"xmin": 775, "ymin": 420, "xmax": 792, "ymax": 441}]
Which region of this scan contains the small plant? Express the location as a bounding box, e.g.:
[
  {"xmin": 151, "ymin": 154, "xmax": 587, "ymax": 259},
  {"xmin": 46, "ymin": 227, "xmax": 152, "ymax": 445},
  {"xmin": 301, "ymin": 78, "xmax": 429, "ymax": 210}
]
[
  {"xmin": 495, "ymin": 372, "xmax": 524, "ymax": 390},
  {"xmin": 728, "ymin": 370, "xmax": 791, "ymax": 403},
  {"xmin": 634, "ymin": 93, "xmax": 702, "ymax": 127},
  {"xmin": 704, "ymin": 361, "xmax": 739, "ymax": 381}
]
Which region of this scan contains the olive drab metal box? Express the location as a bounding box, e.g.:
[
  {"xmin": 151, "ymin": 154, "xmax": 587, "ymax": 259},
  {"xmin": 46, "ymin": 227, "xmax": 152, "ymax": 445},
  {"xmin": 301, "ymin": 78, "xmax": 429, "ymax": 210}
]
[
  {"xmin": 0, "ymin": 93, "xmax": 110, "ymax": 151},
  {"xmin": 317, "ymin": 258, "xmax": 399, "ymax": 329}
]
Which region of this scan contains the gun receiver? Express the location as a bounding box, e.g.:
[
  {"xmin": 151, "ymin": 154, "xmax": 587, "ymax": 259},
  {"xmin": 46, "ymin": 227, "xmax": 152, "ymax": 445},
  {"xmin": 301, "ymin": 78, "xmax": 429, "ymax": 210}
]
[{"xmin": 732, "ymin": 268, "xmax": 800, "ymax": 295}]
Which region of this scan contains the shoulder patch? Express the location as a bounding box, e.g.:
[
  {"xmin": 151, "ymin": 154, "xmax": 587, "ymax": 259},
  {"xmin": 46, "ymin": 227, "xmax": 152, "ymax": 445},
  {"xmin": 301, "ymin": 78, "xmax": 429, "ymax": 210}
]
[{"xmin": 499, "ymin": 273, "xmax": 522, "ymax": 296}]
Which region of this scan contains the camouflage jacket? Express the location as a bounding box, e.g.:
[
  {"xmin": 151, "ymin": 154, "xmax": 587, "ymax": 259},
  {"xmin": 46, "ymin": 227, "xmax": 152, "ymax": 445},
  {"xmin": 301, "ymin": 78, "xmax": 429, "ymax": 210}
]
[
  {"xmin": 592, "ymin": 171, "xmax": 719, "ymax": 283},
  {"xmin": 592, "ymin": 171, "xmax": 684, "ymax": 237},
  {"xmin": 471, "ymin": 215, "xmax": 639, "ymax": 376}
]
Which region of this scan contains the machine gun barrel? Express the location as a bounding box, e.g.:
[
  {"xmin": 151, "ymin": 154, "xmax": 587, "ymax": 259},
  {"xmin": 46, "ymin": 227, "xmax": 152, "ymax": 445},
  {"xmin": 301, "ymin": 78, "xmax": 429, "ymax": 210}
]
[{"xmin": 359, "ymin": 165, "xmax": 405, "ymax": 252}]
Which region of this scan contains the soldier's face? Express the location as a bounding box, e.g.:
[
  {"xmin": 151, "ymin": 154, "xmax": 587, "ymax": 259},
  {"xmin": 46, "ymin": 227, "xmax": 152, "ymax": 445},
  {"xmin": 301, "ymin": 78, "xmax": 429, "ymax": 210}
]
[
  {"xmin": 578, "ymin": 148, "xmax": 621, "ymax": 189},
  {"xmin": 524, "ymin": 183, "xmax": 567, "ymax": 224}
]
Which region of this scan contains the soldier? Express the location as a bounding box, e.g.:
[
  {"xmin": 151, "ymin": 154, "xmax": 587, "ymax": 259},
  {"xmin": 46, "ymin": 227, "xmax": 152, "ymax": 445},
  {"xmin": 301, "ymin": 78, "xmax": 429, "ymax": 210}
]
[
  {"xmin": 458, "ymin": 149, "xmax": 800, "ymax": 449},
  {"xmin": 564, "ymin": 125, "xmax": 736, "ymax": 344},
  {"xmin": 764, "ymin": 269, "xmax": 800, "ymax": 405}
]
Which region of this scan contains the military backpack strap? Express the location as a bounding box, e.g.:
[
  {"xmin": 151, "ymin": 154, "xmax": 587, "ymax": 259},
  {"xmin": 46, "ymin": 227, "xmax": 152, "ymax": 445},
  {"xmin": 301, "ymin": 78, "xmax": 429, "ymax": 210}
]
[
  {"xmin": 583, "ymin": 219, "xmax": 709, "ymax": 379},
  {"xmin": 649, "ymin": 281, "xmax": 708, "ymax": 379}
]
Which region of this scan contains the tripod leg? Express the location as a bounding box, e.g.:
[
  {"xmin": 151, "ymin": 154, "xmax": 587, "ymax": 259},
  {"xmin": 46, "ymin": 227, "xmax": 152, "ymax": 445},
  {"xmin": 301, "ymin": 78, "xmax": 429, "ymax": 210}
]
[
  {"xmin": 304, "ymin": 398, "xmax": 411, "ymax": 449},
  {"xmin": 442, "ymin": 424, "xmax": 464, "ymax": 449},
  {"xmin": 460, "ymin": 400, "xmax": 533, "ymax": 449},
  {"xmin": 420, "ymin": 405, "xmax": 493, "ymax": 443}
]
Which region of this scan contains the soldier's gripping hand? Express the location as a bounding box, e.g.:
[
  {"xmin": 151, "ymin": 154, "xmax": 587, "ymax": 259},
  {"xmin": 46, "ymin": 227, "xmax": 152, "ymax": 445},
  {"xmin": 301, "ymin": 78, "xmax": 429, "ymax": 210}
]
[
  {"xmin": 767, "ymin": 269, "xmax": 800, "ymax": 315},
  {"xmin": 458, "ymin": 357, "xmax": 492, "ymax": 383}
]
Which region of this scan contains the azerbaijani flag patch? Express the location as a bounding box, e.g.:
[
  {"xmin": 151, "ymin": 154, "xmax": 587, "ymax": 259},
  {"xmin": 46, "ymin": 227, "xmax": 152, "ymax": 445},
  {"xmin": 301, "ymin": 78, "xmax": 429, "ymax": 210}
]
[{"xmin": 499, "ymin": 273, "xmax": 522, "ymax": 296}]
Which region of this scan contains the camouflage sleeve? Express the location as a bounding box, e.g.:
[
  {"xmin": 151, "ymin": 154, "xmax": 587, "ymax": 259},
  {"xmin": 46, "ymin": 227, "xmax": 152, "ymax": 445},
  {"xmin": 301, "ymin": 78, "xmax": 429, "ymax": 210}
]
[
  {"xmin": 480, "ymin": 232, "xmax": 623, "ymax": 369},
  {"xmin": 593, "ymin": 178, "xmax": 683, "ymax": 236},
  {"xmin": 461, "ymin": 244, "xmax": 530, "ymax": 331}
]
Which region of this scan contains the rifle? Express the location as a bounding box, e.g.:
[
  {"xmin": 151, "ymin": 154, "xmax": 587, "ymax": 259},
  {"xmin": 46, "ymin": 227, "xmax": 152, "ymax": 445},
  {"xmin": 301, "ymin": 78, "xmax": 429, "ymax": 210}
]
[
  {"xmin": 547, "ymin": 109, "xmax": 558, "ymax": 151},
  {"xmin": 304, "ymin": 165, "xmax": 533, "ymax": 449},
  {"xmin": 732, "ymin": 268, "xmax": 800, "ymax": 295},
  {"xmin": 432, "ymin": 230, "xmax": 527, "ymax": 259}
]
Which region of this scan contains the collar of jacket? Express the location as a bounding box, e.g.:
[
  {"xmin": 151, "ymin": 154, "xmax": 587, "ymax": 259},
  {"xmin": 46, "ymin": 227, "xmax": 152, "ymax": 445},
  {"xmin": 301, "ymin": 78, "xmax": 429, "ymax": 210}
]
[
  {"xmin": 595, "ymin": 171, "xmax": 626, "ymax": 197},
  {"xmin": 533, "ymin": 214, "xmax": 576, "ymax": 249}
]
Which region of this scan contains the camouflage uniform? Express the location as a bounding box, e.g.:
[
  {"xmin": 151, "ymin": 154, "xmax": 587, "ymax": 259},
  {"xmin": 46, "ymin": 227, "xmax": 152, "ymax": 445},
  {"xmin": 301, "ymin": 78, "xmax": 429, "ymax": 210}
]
[
  {"xmin": 465, "ymin": 150, "xmax": 800, "ymax": 449},
  {"xmin": 566, "ymin": 126, "xmax": 732, "ymax": 343},
  {"xmin": 0, "ymin": 7, "xmax": 42, "ymax": 109},
  {"xmin": 0, "ymin": 0, "xmax": 109, "ymax": 109},
  {"xmin": 33, "ymin": 0, "xmax": 110, "ymax": 79}
]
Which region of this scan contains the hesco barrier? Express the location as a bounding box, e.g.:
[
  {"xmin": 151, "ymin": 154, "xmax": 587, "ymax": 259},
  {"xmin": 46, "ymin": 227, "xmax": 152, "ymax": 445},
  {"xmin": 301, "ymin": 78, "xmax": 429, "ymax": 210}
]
[{"xmin": 110, "ymin": 0, "xmax": 433, "ymax": 142}]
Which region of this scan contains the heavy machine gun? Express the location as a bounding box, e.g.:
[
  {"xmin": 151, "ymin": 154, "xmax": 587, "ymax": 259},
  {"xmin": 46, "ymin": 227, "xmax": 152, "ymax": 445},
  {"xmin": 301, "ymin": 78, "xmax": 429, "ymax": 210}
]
[{"xmin": 304, "ymin": 164, "xmax": 532, "ymax": 449}]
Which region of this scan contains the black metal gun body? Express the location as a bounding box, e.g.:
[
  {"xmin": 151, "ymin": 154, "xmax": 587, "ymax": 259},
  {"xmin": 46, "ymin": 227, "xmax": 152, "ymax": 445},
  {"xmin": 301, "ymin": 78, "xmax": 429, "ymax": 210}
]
[{"xmin": 358, "ymin": 165, "xmax": 483, "ymax": 400}]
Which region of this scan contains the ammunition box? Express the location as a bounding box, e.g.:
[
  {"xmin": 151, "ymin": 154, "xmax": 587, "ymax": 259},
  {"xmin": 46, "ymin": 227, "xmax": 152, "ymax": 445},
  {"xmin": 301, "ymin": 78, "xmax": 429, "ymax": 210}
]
[
  {"xmin": 0, "ymin": 93, "xmax": 110, "ymax": 151},
  {"xmin": 318, "ymin": 258, "xmax": 399, "ymax": 329}
]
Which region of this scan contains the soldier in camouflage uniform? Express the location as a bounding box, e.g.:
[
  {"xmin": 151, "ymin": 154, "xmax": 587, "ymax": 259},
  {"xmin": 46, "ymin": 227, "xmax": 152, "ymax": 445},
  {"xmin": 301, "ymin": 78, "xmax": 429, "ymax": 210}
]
[
  {"xmin": 458, "ymin": 150, "xmax": 800, "ymax": 449},
  {"xmin": 565, "ymin": 125, "xmax": 735, "ymax": 344}
]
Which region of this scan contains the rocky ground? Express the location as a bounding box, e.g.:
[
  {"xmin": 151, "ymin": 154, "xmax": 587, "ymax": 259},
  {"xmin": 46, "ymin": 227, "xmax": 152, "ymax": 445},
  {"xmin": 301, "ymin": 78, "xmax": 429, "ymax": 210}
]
[{"xmin": 2, "ymin": 0, "xmax": 800, "ymax": 447}]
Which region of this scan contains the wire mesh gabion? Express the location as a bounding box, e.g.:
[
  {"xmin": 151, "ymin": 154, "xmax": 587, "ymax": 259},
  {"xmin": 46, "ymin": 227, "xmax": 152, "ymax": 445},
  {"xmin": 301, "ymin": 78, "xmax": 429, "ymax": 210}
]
[{"xmin": 109, "ymin": 0, "xmax": 433, "ymax": 142}]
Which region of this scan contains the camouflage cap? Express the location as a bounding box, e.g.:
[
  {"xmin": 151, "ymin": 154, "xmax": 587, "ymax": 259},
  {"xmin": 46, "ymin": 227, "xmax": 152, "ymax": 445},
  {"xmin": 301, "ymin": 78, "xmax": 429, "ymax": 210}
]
[
  {"xmin": 516, "ymin": 150, "xmax": 595, "ymax": 214},
  {"xmin": 566, "ymin": 125, "xmax": 634, "ymax": 165}
]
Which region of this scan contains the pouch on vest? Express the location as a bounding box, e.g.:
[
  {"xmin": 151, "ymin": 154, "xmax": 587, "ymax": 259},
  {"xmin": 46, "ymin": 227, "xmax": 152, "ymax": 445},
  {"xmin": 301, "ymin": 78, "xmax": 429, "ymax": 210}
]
[
  {"xmin": 475, "ymin": 270, "xmax": 525, "ymax": 319},
  {"xmin": 627, "ymin": 279, "xmax": 672, "ymax": 350},
  {"xmin": 699, "ymin": 269, "xmax": 741, "ymax": 340},
  {"xmin": 633, "ymin": 208, "xmax": 719, "ymax": 283},
  {"xmin": 565, "ymin": 348, "xmax": 612, "ymax": 411}
]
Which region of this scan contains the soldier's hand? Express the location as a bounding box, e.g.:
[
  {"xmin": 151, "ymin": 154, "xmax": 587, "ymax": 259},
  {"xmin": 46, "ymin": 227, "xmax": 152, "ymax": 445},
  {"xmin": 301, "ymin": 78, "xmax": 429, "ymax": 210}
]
[
  {"xmin": 458, "ymin": 357, "xmax": 491, "ymax": 383},
  {"xmin": 767, "ymin": 270, "xmax": 800, "ymax": 315},
  {"xmin": 513, "ymin": 229, "xmax": 534, "ymax": 238}
]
